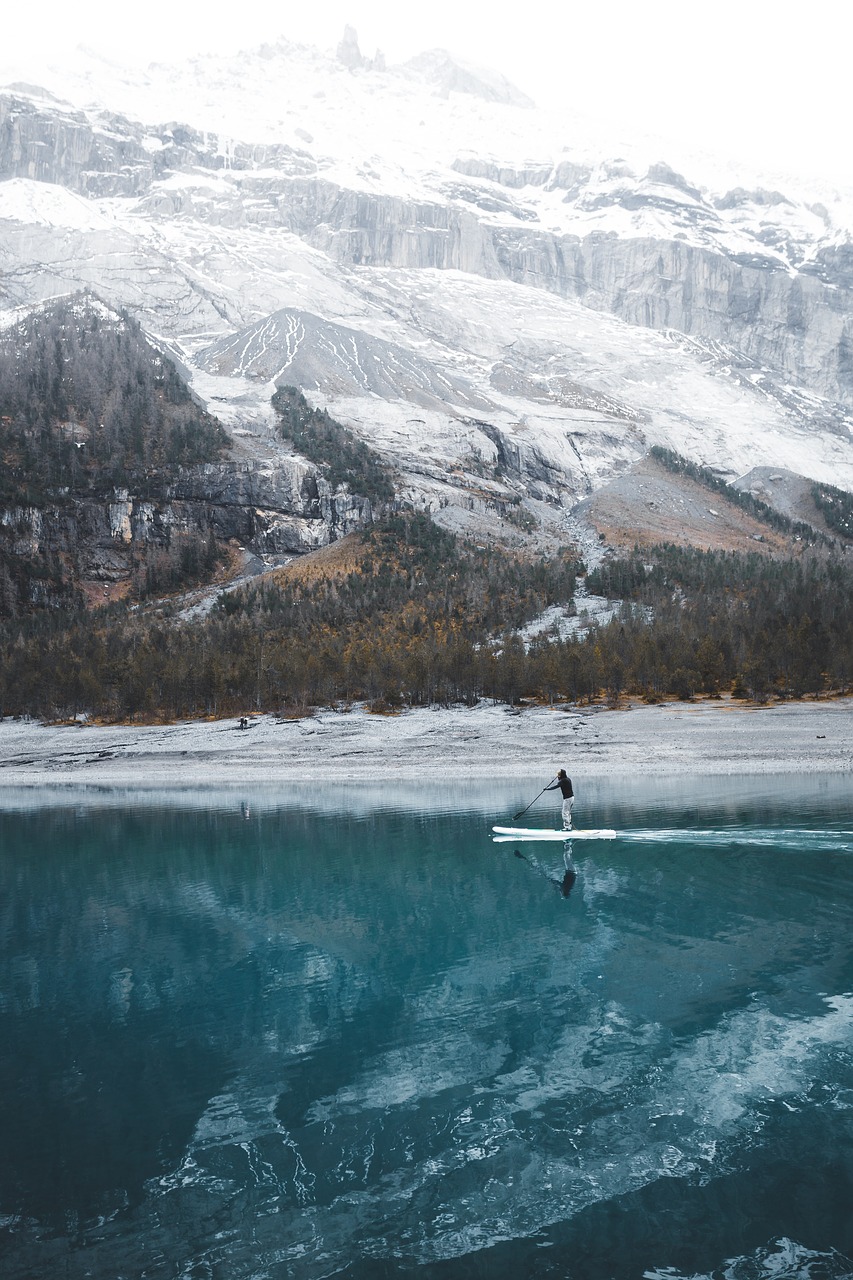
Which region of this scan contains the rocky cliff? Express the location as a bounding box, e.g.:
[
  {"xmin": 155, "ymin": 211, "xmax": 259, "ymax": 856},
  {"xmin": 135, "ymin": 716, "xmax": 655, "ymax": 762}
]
[
  {"xmin": 6, "ymin": 83, "xmax": 845, "ymax": 406},
  {"xmin": 0, "ymin": 89, "xmax": 316, "ymax": 197},
  {"xmin": 0, "ymin": 458, "xmax": 373, "ymax": 609},
  {"xmin": 263, "ymin": 172, "xmax": 852, "ymax": 410}
]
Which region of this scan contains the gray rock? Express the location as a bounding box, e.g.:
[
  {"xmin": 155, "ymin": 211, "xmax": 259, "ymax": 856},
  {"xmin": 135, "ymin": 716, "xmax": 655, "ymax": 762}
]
[
  {"xmin": 0, "ymin": 456, "xmax": 374, "ymax": 600},
  {"xmin": 337, "ymin": 26, "xmax": 364, "ymax": 71},
  {"xmin": 0, "ymin": 90, "xmax": 315, "ymax": 199},
  {"xmin": 197, "ymin": 309, "xmax": 490, "ymax": 408},
  {"xmin": 404, "ymin": 49, "xmax": 535, "ymax": 108}
]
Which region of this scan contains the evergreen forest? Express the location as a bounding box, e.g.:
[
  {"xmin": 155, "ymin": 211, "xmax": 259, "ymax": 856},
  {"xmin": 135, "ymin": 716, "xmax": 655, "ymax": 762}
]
[
  {"xmin": 272, "ymin": 385, "xmax": 395, "ymax": 504},
  {"xmin": 812, "ymin": 480, "xmax": 853, "ymax": 540},
  {"xmin": 0, "ymin": 297, "xmax": 850, "ymax": 723},
  {"xmin": 0, "ymin": 294, "xmax": 228, "ymax": 505},
  {"xmin": 1, "ymin": 512, "xmax": 850, "ymax": 722}
]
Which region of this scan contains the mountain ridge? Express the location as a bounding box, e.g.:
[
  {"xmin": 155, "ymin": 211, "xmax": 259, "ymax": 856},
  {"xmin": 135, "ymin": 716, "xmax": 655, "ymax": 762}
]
[{"xmin": 0, "ymin": 29, "xmax": 851, "ymax": 584}]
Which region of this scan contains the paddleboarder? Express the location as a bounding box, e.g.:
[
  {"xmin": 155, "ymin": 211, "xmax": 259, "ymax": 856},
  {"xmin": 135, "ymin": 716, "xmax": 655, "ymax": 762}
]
[{"xmin": 544, "ymin": 768, "xmax": 574, "ymax": 830}]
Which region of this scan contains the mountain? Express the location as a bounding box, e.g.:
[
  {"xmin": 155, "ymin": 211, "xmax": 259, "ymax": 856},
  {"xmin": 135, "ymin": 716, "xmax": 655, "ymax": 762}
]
[
  {"xmin": 0, "ymin": 294, "xmax": 227, "ymax": 498},
  {"xmin": 1, "ymin": 30, "xmax": 852, "ymax": 592},
  {"xmin": 0, "ymin": 295, "xmax": 370, "ymax": 611}
]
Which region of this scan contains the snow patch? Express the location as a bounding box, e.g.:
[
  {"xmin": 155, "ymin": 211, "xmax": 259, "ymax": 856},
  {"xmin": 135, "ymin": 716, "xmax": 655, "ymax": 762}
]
[{"xmin": 0, "ymin": 178, "xmax": 115, "ymax": 231}]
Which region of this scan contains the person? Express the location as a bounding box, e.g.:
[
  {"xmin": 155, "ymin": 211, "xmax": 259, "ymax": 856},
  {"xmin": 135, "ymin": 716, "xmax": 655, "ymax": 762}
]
[{"xmin": 544, "ymin": 768, "xmax": 574, "ymax": 830}]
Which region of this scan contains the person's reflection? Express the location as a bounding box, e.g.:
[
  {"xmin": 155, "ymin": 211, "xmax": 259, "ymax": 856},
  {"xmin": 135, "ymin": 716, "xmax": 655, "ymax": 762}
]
[
  {"xmin": 559, "ymin": 845, "xmax": 578, "ymax": 897},
  {"xmin": 514, "ymin": 841, "xmax": 577, "ymax": 898}
]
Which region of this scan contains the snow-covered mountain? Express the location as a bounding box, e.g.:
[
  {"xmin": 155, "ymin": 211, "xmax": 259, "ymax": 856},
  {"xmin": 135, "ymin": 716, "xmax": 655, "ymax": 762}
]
[{"xmin": 1, "ymin": 29, "xmax": 852, "ymax": 553}]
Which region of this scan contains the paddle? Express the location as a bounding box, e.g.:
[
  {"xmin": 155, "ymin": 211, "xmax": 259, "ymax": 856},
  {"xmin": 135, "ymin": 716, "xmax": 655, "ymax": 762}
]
[{"xmin": 512, "ymin": 777, "xmax": 556, "ymax": 822}]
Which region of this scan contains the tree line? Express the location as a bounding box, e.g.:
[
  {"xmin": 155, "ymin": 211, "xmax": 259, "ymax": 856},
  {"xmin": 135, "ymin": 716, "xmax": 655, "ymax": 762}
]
[
  {"xmin": 1, "ymin": 515, "xmax": 850, "ymax": 722},
  {"xmin": 584, "ymin": 543, "xmax": 852, "ymax": 700}
]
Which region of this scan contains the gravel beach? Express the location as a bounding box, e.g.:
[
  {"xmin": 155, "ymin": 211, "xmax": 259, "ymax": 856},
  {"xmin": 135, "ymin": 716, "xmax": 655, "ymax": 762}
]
[{"xmin": 0, "ymin": 697, "xmax": 849, "ymax": 790}]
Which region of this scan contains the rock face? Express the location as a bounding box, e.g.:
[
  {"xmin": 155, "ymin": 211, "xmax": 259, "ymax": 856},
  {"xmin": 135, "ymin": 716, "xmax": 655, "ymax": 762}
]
[
  {"xmin": 0, "ymin": 459, "xmax": 373, "ymax": 606},
  {"xmin": 4, "ymin": 150, "xmax": 848, "ymax": 414},
  {"xmin": 336, "ymin": 26, "xmax": 365, "ymax": 71},
  {"xmin": 246, "ymin": 176, "xmax": 851, "ymax": 409},
  {"xmin": 452, "ymin": 155, "xmax": 553, "ymax": 189},
  {"xmin": 169, "ymin": 459, "xmax": 373, "ymax": 551},
  {"xmin": 490, "ymin": 228, "xmax": 853, "ymax": 408},
  {"xmin": 0, "ymin": 91, "xmax": 315, "ymax": 198}
]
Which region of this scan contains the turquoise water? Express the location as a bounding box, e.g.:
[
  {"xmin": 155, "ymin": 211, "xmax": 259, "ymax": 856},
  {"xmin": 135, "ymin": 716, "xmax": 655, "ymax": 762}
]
[{"xmin": 0, "ymin": 774, "xmax": 852, "ymax": 1279}]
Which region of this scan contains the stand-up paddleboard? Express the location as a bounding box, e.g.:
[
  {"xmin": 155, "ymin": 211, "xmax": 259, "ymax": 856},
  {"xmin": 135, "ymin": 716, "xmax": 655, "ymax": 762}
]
[{"xmin": 492, "ymin": 825, "xmax": 616, "ymax": 841}]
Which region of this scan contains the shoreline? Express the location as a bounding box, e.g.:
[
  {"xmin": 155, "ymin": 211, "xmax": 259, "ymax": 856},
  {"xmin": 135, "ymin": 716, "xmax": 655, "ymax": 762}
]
[{"xmin": 0, "ymin": 697, "xmax": 850, "ymax": 790}]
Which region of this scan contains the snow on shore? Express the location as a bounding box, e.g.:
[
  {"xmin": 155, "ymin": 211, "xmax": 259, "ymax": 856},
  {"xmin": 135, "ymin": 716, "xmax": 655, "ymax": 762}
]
[{"xmin": 0, "ymin": 698, "xmax": 849, "ymax": 793}]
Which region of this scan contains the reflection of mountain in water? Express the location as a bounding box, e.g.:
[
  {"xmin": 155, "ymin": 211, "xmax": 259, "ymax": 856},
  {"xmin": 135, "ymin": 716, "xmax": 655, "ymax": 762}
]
[{"xmin": 1, "ymin": 787, "xmax": 852, "ymax": 1277}]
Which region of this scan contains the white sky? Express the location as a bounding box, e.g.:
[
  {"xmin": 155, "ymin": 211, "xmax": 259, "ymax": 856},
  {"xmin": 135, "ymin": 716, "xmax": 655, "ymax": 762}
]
[{"xmin": 3, "ymin": 0, "xmax": 851, "ymax": 187}]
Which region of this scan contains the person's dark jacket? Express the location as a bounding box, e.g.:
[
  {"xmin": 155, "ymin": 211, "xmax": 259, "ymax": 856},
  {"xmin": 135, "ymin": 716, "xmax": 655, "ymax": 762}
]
[{"xmin": 545, "ymin": 776, "xmax": 573, "ymax": 799}]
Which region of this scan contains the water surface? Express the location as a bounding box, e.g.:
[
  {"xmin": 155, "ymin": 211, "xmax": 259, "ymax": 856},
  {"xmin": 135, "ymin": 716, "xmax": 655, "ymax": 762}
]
[{"xmin": 1, "ymin": 775, "xmax": 851, "ymax": 1278}]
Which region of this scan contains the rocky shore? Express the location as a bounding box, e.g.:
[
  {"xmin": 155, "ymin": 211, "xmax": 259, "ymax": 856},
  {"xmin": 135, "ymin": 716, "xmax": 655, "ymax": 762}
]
[{"xmin": 0, "ymin": 697, "xmax": 849, "ymax": 791}]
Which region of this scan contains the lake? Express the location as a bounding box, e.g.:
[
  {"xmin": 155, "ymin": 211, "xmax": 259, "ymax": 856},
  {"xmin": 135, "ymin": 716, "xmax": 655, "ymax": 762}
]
[{"xmin": 1, "ymin": 774, "xmax": 851, "ymax": 1279}]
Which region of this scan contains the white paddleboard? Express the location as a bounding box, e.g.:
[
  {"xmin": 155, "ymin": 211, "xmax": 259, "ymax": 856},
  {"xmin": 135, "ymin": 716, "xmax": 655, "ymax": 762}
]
[{"xmin": 492, "ymin": 826, "xmax": 616, "ymax": 841}]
